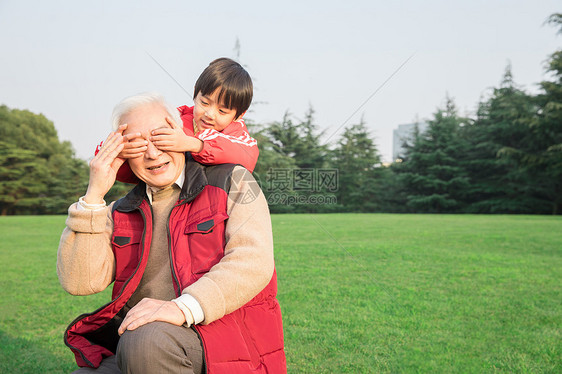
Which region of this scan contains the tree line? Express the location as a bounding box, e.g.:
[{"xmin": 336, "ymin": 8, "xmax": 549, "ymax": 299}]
[
  {"xmin": 1, "ymin": 15, "xmax": 560, "ymax": 215},
  {"xmin": 254, "ymin": 14, "xmax": 561, "ymax": 215}
]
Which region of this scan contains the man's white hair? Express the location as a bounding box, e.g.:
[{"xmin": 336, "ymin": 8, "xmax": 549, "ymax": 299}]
[{"xmin": 111, "ymin": 92, "xmax": 182, "ymax": 131}]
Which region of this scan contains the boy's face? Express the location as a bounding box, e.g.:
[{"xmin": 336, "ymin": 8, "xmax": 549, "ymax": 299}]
[{"xmin": 193, "ymin": 88, "xmax": 243, "ymax": 132}]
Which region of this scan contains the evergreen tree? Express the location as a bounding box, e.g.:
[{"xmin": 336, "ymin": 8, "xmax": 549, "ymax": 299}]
[
  {"xmin": 333, "ymin": 118, "xmax": 383, "ymax": 212},
  {"xmin": 265, "ymin": 107, "xmax": 329, "ymax": 212},
  {"xmin": 464, "ymin": 65, "xmax": 540, "ymax": 213},
  {"xmin": 533, "ymin": 49, "xmax": 562, "ymax": 214},
  {"xmin": 247, "ymin": 121, "xmax": 297, "ymax": 213},
  {"xmin": 249, "ymin": 121, "xmax": 297, "ymax": 179},
  {"xmin": 497, "ymin": 14, "xmax": 562, "ymax": 214},
  {"xmin": 267, "ymin": 107, "xmax": 328, "ymax": 169},
  {"xmin": 377, "ymin": 166, "xmax": 410, "ymax": 212},
  {"xmin": 395, "ymin": 97, "xmax": 470, "ymax": 213}
]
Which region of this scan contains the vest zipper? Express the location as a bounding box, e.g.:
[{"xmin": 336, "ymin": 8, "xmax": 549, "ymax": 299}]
[
  {"xmin": 167, "ymin": 200, "xmax": 208, "ymax": 372},
  {"xmin": 167, "ymin": 203, "xmax": 182, "ymax": 297},
  {"xmin": 166, "ymin": 198, "xmax": 192, "ymax": 296},
  {"xmin": 192, "ymin": 325, "xmax": 208, "ymax": 374}
]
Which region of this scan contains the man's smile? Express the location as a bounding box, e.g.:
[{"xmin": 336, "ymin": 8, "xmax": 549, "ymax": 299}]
[{"xmin": 147, "ymin": 161, "xmax": 169, "ymax": 171}]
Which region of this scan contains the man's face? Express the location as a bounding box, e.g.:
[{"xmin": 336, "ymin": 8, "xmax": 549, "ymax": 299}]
[
  {"xmin": 122, "ymin": 103, "xmax": 185, "ymax": 189},
  {"xmin": 193, "ymin": 88, "xmax": 242, "ymax": 132}
]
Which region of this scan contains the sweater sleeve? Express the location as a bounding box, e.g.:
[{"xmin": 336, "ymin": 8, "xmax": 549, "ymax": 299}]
[
  {"xmin": 56, "ymin": 202, "xmax": 116, "ymax": 295},
  {"xmin": 191, "ymin": 123, "xmax": 259, "ymax": 173},
  {"xmin": 182, "ymin": 166, "xmax": 274, "ymax": 324}
]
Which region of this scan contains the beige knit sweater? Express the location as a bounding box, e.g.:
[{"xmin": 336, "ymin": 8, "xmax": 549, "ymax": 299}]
[{"xmin": 57, "ymin": 166, "xmax": 274, "ymax": 325}]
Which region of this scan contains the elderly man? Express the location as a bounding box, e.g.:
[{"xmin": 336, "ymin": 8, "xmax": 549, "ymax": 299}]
[{"xmin": 57, "ymin": 93, "xmax": 286, "ymax": 374}]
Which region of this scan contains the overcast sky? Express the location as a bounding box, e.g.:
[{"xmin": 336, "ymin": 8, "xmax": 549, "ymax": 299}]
[{"xmin": 0, "ymin": 0, "xmax": 560, "ymax": 162}]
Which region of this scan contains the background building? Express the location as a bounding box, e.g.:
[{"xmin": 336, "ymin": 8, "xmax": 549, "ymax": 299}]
[{"xmin": 392, "ymin": 122, "xmax": 428, "ymax": 161}]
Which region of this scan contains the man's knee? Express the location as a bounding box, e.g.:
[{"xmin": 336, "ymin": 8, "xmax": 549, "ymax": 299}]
[
  {"xmin": 116, "ymin": 321, "xmax": 203, "ymax": 373},
  {"xmin": 117, "ymin": 325, "xmax": 145, "ymax": 358},
  {"xmin": 117, "ymin": 322, "xmax": 168, "ymax": 365}
]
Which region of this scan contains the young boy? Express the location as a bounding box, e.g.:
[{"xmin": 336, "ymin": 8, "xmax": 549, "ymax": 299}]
[{"xmin": 102, "ymin": 58, "xmax": 259, "ymax": 183}]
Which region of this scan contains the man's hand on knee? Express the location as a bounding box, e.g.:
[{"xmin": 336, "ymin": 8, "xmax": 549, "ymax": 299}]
[{"xmin": 118, "ymin": 298, "xmax": 185, "ymax": 335}]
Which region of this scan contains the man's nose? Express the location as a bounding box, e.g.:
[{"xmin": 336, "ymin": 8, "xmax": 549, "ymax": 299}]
[{"xmin": 144, "ymin": 140, "xmax": 162, "ymax": 159}]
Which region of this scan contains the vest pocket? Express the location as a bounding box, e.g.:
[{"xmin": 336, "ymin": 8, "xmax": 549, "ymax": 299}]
[
  {"xmin": 112, "ymin": 230, "xmax": 143, "ymax": 282},
  {"xmin": 184, "ymin": 212, "xmax": 228, "ymax": 277}
]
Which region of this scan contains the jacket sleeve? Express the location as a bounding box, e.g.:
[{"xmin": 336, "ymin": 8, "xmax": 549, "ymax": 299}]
[
  {"xmin": 191, "ymin": 123, "xmax": 259, "ymax": 173},
  {"xmin": 182, "ymin": 166, "xmax": 274, "ymax": 324},
  {"xmin": 57, "ymin": 202, "xmax": 116, "ymax": 295}
]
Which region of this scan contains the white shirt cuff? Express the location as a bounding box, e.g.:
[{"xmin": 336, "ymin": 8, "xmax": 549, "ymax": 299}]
[
  {"xmin": 172, "ymin": 299, "xmax": 194, "ymax": 326},
  {"xmin": 173, "ymin": 294, "xmax": 205, "ymax": 325},
  {"xmin": 77, "ymin": 196, "xmax": 107, "ymax": 211}
]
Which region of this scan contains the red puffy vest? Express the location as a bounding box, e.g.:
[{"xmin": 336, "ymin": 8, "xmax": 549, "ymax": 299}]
[{"xmin": 64, "ymin": 160, "xmax": 286, "ymax": 373}]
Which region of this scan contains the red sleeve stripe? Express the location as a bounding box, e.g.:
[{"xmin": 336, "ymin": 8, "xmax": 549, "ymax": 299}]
[{"xmin": 197, "ymin": 129, "xmax": 258, "ymax": 147}]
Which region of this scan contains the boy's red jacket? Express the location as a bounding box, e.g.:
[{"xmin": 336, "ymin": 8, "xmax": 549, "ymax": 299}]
[
  {"xmin": 98, "ymin": 105, "xmax": 259, "ymax": 184},
  {"xmin": 178, "ymin": 105, "xmax": 258, "ymax": 172}
]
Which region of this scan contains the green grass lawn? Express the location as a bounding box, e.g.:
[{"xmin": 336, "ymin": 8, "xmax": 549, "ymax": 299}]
[{"xmin": 0, "ymin": 214, "xmax": 560, "ymax": 373}]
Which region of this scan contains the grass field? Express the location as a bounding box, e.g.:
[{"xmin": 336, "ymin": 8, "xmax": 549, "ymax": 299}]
[{"xmin": 0, "ymin": 214, "xmax": 560, "ymax": 373}]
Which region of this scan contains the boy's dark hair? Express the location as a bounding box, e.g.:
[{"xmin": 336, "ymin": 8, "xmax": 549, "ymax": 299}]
[{"xmin": 194, "ymin": 58, "xmax": 253, "ymax": 119}]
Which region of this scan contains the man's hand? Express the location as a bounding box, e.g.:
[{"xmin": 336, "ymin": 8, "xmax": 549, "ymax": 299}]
[
  {"xmin": 83, "ymin": 126, "xmax": 127, "ymax": 204},
  {"xmin": 150, "ymin": 116, "xmax": 203, "ymax": 153},
  {"xmin": 118, "ymin": 298, "xmax": 186, "ymax": 335}
]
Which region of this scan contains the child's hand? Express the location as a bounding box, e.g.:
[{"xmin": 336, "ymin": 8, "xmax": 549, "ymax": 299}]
[
  {"xmin": 119, "ymin": 124, "xmax": 148, "ymax": 159},
  {"xmin": 151, "ymin": 116, "xmax": 203, "ymax": 153}
]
